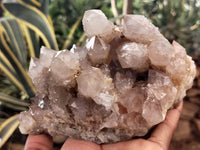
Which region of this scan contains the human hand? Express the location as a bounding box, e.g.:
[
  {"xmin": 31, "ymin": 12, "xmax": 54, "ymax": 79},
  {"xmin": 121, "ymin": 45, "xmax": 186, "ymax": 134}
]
[{"xmin": 24, "ymin": 101, "xmax": 183, "ymax": 150}]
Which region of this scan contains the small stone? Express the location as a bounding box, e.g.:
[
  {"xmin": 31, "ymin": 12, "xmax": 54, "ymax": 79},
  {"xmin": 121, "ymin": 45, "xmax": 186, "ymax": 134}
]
[{"xmin": 53, "ymin": 135, "xmax": 67, "ymax": 143}]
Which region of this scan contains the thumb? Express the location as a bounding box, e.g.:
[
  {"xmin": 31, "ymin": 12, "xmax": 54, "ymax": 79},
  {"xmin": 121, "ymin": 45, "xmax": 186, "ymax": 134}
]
[{"xmin": 24, "ymin": 134, "xmax": 53, "ymax": 150}]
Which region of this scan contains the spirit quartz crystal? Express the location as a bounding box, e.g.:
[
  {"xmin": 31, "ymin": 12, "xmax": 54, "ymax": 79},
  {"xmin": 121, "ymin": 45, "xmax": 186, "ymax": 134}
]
[{"xmin": 19, "ymin": 9, "xmax": 196, "ymax": 143}]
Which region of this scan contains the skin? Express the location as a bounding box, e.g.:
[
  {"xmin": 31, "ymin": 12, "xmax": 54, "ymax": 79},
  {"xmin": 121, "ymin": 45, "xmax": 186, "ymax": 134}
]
[{"xmin": 24, "ymin": 101, "xmax": 183, "ymax": 150}]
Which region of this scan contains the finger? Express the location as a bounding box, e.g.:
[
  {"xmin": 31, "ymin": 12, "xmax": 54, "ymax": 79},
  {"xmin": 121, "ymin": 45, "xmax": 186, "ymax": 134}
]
[
  {"xmin": 102, "ymin": 139, "xmax": 161, "ymax": 150},
  {"xmin": 148, "ymin": 101, "xmax": 183, "ymax": 150},
  {"xmin": 24, "ymin": 134, "xmax": 53, "ymax": 150},
  {"xmin": 61, "ymin": 138, "xmax": 101, "ymax": 150},
  {"xmin": 102, "ymin": 139, "xmax": 145, "ymax": 150}
]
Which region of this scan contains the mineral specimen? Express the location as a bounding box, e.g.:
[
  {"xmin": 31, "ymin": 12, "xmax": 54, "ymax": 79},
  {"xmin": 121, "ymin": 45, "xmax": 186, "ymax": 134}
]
[{"xmin": 19, "ymin": 9, "xmax": 196, "ymax": 144}]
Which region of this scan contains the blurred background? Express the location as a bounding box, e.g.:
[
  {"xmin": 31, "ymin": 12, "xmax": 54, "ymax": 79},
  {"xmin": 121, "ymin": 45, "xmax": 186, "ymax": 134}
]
[{"xmin": 0, "ymin": 0, "xmax": 199, "ymax": 149}]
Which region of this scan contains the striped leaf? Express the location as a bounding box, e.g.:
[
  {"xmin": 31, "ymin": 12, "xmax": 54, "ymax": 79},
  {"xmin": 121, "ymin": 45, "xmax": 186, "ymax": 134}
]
[
  {"xmin": 21, "ymin": 24, "xmax": 40, "ymax": 57},
  {"xmin": 21, "ymin": 0, "xmax": 49, "ymax": 16},
  {"xmin": 0, "ymin": 0, "xmax": 58, "ymax": 148},
  {"xmin": 0, "ymin": 51, "xmax": 25, "ymax": 92},
  {"xmin": 0, "ymin": 102, "xmax": 28, "ymax": 111},
  {"xmin": 0, "ymin": 20, "xmax": 36, "ymax": 97},
  {"xmin": 0, "ymin": 114, "xmax": 19, "ymax": 148},
  {"xmin": 20, "ymin": 1, "xmax": 52, "ymax": 54},
  {"xmin": 0, "ymin": 93, "xmax": 29, "ymax": 110},
  {"xmin": 2, "ymin": 0, "xmax": 58, "ymax": 50},
  {"xmin": 77, "ymin": 32, "xmax": 86, "ymax": 46},
  {"xmin": 62, "ymin": 16, "xmax": 82, "ymax": 49},
  {"xmin": 0, "ymin": 18, "xmax": 27, "ymax": 68}
]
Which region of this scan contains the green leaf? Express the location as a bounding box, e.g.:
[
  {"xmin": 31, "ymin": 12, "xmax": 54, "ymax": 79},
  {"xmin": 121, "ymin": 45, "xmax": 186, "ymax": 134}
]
[
  {"xmin": 0, "ymin": 18, "xmax": 27, "ymax": 68},
  {"xmin": 0, "ymin": 102, "xmax": 28, "ymax": 111},
  {"xmin": 0, "ymin": 23, "xmax": 36, "ymax": 97},
  {"xmin": 21, "ymin": 0, "xmax": 49, "ymax": 16},
  {"xmin": 0, "ymin": 93, "xmax": 29, "ymax": 108},
  {"xmin": 28, "ymin": 28, "xmax": 40, "ymax": 57},
  {"xmin": 40, "ymin": 0, "xmax": 49, "ymax": 16},
  {"xmin": 62, "ymin": 16, "xmax": 82, "ymax": 49},
  {"xmin": 0, "ymin": 114, "xmax": 19, "ymax": 148},
  {"xmin": 77, "ymin": 32, "xmax": 86, "ymax": 46},
  {"xmin": 0, "ymin": 118, "xmax": 6, "ymax": 125},
  {"xmin": 21, "ymin": 24, "xmax": 40, "ymax": 58},
  {"xmin": 0, "ymin": 51, "xmax": 25, "ymax": 92},
  {"xmin": 2, "ymin": 0, "xmax": 58, "ymax": 50}
]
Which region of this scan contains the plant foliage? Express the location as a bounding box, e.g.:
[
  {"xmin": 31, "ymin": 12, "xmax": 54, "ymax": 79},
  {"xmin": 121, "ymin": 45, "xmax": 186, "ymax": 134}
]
[{"xmin": 0, "ymin": 0, "xmax": 57, "ymax": 147}]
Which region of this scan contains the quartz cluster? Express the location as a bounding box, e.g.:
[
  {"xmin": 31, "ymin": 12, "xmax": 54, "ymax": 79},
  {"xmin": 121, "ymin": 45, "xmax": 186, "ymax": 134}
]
[{"xmin": 19, "ymin": 10, "xmax": 196, "ymax": 143}]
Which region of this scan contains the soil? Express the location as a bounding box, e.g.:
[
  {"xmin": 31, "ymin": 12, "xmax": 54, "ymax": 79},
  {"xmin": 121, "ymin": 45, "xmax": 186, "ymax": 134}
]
[{"xmin": 2, "ymin": 55, "xmax": 200, "ymax": 150}]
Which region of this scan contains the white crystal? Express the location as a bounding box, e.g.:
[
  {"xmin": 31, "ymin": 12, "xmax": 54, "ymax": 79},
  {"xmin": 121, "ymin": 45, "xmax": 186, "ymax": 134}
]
[
  {"xmin": 86, "ymin": 36, "xmax": 110, "ymax": 65},
  {"xmin": 116, "ymin": 42, "xmax": 149, "ymax": 71},
  {"xmin": 50, "ymin": 50, "xmax": 80, "ymax": 86},
  {"xmin": 142, "ymin": 70, "xmax": 177, "ymax": 126},
  {"xmin": 82, "ymin": 9, "xmax": 115, "ymax": 42},
  {"xmin": 19, "ymin": 112, "xmax": 36, "ymax": 134},
  {"xmin": 93, "ymin": 92, "xmax": 115, "ymax": 110},
  {"xmin": 172, "ymin": 41, "xmax": 187, "ymax": 58},
  {"xmin": 77, "ymin": 66, "xmax": 114, "ymax": 108},
  {"xmin": 29, "ymin": 57, "xmax": 42, "ymax": 80},
  {"xmin": 166, "ymin": 57, "xmax": 187, "ymax": 80},
  {"xmin": 148, "ymin": 40, "xmax": 174, "ymax": 67},
  {"xmin": 29, "ymin": 58, "xmax": 49, "ymax": 95},
  {"xmin": 166, "ymin": 41, "xmax": 188, "ymax": 82},
  {"xmin": 70, "ymin": 44, "xmax": 88, "ymax": 60},
  {"xmin": 39, "ymin": 46, "xmax": 57, "ymax": 67},
  {"xmin": 148, "ymin": 69, "xmax": 173, "ymax": 86},
  {"xmin": 114, "ymin": 72, "xmax": 135, "ymax": 91},
  {"xmin": 183, "ymin": 56, "xmax": 196, "ymax": 89},
  {"xmin": 119, "ymin": 85, "xmax": 146, "ymax": 113},
  {"xmin": 123, "ymin": 15, "xmax": 164, "ymax": 43}
]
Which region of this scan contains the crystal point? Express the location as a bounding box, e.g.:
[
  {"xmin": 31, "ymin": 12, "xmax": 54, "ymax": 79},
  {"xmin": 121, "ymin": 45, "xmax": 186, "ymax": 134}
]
[{"xmin": 83, "ymin": 9, "xmax": 115, "ymax": 42}]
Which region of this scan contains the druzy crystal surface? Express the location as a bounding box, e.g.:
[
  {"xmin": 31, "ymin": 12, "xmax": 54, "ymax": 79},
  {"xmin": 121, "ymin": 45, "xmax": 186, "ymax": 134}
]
[{"xmin": 19, "ymin": 10, "xmax": 196, "ymax": 143}]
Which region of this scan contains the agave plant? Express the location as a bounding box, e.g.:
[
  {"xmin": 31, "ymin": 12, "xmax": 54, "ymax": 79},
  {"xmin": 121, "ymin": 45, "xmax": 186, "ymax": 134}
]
[{"xmin": 0, "ymin": 0, "xmax": 83, "ymax": 147}]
